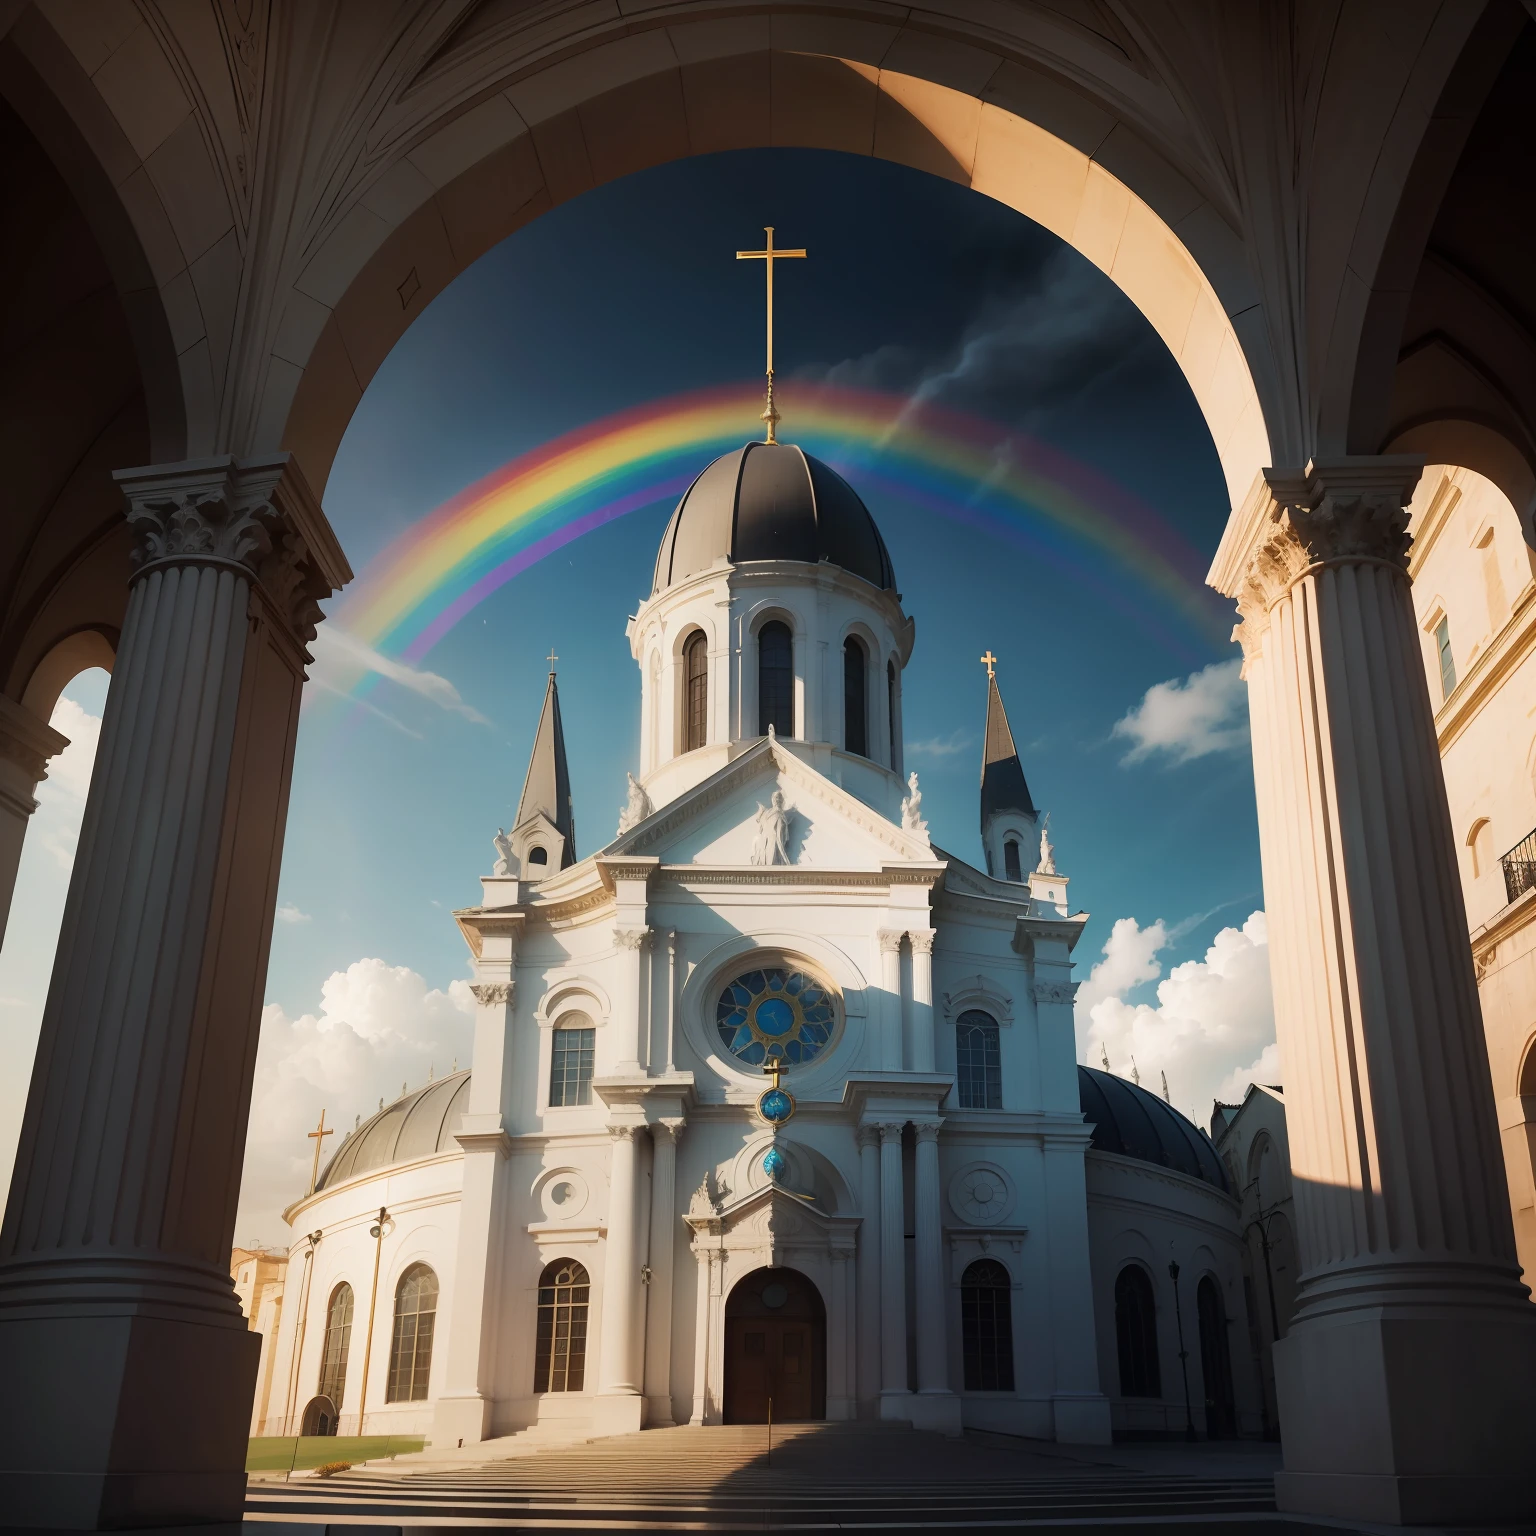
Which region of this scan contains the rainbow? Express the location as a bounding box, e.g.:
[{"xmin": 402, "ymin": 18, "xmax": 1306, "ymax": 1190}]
[{"xmin": 331, "ymin": 383, "xmax": 1229, "ymax": 689}]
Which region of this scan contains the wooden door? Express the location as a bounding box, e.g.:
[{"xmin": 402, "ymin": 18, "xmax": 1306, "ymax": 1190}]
[{"xmin": 724, "ymin": 1316, "xmax": 819, "ymax": 1423}]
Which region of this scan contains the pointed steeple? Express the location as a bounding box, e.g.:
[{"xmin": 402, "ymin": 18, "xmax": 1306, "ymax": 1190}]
[
  {"xmin": 515, "ymin": 666, "xmax": 576, "ymax": 867},
  {"xmin": 980, "ymin": 668, "xmax": 1036, "ymax": 828}
]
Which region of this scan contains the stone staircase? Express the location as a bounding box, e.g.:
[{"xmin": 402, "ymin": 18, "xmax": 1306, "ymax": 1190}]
[{"xmin": 246, "ymin": 1420, "xmax": 1284, "ymax": 1530}]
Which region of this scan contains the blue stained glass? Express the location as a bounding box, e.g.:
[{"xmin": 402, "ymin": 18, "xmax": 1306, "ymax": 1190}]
[
  {"xmin": 763, "ymin": 1145, "xmax": 788, "ymax": 1181},
  {"xmin": 715, "ymin": 966, "xmax": 835, "ymax": 1068},
  {"xmin": 759, "ymin": 1088, "xmax": 794, "ymax": 1123}
]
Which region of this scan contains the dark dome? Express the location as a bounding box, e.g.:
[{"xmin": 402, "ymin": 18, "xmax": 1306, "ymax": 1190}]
[
  {"xmin": 1077, "ymin": 1066, "xmax": 1230, "ymax": 1193},
  {"xmin": 316, "ymin": 1071, "xmax": 470, "ymax": 1191},
  {"xmin": 652, "ymin": 441, "xmax": 896, "ymax": 595}
]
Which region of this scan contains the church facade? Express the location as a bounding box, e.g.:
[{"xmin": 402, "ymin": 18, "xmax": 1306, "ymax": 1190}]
[{"xmin": 255, "ymin": 441, "xmax": 1260, "ymax": 1447}]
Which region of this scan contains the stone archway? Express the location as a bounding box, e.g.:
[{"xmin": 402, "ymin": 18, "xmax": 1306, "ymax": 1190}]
[
  {"xmin": 299, "ymin": 1395, "xmax": 339, "ymax": 1438},
  {"xmin": 723, "ymin": 1266, "xmax": 827, "ymax": 1425}
]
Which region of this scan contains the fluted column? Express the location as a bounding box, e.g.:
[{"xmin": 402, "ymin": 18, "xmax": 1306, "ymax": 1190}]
[
  {"xmin": 0, "ymin": 696, "xmax": 68, "ymax": 948},
  {"xmin": 911, "ymin": 1121, "xmax": 946, "ymax": 1393},
  {"xmin": 876, "ymin": 1121, "xmax": 909, "ymax": 1409},
  {"xmin": 597, "ymin": 1124, "xmax": 644, "ymax": 1430},
  {"xmin": 855, "ymin": 1124, "xmax": 881, "ymax": 1411},
  {"xmin": 0, "ymin": 456, "xmax": 347, "ymax": 1529},
  {"xmin": 909, "ymin": 931, "xmax": 936, "ymax": 1073},
  {"xmin": 878, "ymin": 929, "xmax": 904, "ymax": 1070},
  {"xmin": 642, "ymin": 1120, "xmax": 684, "ymax": 1426},
  {"xmin": 613, "ymin": 927, "xmax": 651, "ymax": 1071},
  {"xmin": 1214, "ymin": 458, "xmax": 1536, "ymax": 1524}
]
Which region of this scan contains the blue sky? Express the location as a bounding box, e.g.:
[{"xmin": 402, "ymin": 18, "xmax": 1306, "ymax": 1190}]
[{"xmin": 0, "ymin": 150, "xmax": 1276, "ymax": 1239}]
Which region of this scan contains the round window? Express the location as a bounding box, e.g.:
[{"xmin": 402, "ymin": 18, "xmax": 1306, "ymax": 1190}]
[{"xmin": 715, "ymin": 966, "xmax": 835, "ymax": 1067}]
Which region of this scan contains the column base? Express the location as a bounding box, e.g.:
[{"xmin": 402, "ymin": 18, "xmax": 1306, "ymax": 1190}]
[
  {"xmin": 642, "ymin": 1395, "xmax": 675, "ymax": 1428},
  {"xmin": 908, "ymin": 1390, "xmax": 962, "ymax": 1436},
  {"xmin": 590, "ymin": 1393, "xmax": 644, "ymax": 1437},
  {"xmin": 877, "ymin": 1389, "xmax": 914, "ymax": 1422},
  {"xmin": 430, "ymin": 1392, "xmax": 493, "ymax": 1448},
  {"xmin": 0, "ymin": 1310, "xmax": 259, "ymax": 1530},
  {"xmin": 1051, "ymin": 1392, "xmax": 1112, "ymax": 1445},
  {"xmin": 1275, "ymin": 1309, "xmax": 1536, "ymax": 1523}
]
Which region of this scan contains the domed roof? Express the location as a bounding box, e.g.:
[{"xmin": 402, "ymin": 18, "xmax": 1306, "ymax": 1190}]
[
  {"xmin": 317, "ymin": 1071, "xmax": 471, "ymax": 1191},
  {"xmin": 652, "ymin": 441, "xmax": 896, "ymax": 596},
  {"xmin": 1077, "ymin": 1066, "xmax": 1230, "ymax": 1193}
]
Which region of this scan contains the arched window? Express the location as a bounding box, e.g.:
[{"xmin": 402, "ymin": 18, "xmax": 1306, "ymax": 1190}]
[
  {"xmin": 534, "ymin": 1258, "xmax": 591, "ymax": 1393},
  {"xmin": 1197, "ymin": 1276, "xmax": 1237, "ymax": 1437},
  {"xmin": 317, "ymin": 1282, "xmax": 353, "ymax": 1410},
  {"xmin": 956, "ymin": 1010, "xmax": 1002, "ymax": 1109},
  {"xmin": 886, "ymin": 660, "xmax": 898, "ymax": 767},
  {"xmin": 758, "ymin": 621, "xmax": 794, "ymax": 738},
  {"xmin": 1114, "ymin": 1265, "xmax": 1160, "ymax": 1397},
  {"xmin": 527, "ymin": 845, "xmax": 548, "ymax": 867},
  {"xmin": 683, "ymin": 630, "xmax": 708, "ymax": 751},
  {"xmin": 843, "ymin": 636, "xmax": 867, "ymax": 757},
  {"xmin": 386, "ymin": 1264, "xmax": 438, "ymax": 1402},
  {"xmin": 549, "ymin": 1014, "xmax": 595, "ymax": 1107},
  {"xmin": 1003, "ymin": 838, "xmax": 1022, "ymax": 882},
  {"xmin": 1467, "ymin": 818, "xmax": 1493, "ymax": 879},
  {"xmin": 961, "ymin": 1259, "xmax": 1014, "ymax": 1390}
]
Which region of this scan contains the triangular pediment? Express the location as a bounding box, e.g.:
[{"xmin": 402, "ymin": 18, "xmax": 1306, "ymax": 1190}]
[{"xmin": 600, "ymin": 739, "xmax": 937, "ymax": 870}]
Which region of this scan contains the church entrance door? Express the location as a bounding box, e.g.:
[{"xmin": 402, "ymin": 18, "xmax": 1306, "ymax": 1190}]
[{"xmin": 723, "ymin": 1267, "xmax": 825, "ymax": 1424}]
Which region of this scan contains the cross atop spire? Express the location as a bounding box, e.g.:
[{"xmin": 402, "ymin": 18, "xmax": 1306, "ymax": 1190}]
[
  {"xmin": 736, "ymin": 226, "xmax": 807, "ymax": 444},
  {"xmin": 546, "ymin": 647, "xmax": 558, "ymax": 674},
  {"xmin": 980, "ymin": 649, "xmax": 997, "ymax": 679}
]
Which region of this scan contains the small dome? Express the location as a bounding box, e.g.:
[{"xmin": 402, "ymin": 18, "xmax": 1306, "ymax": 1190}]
[
  {"xmin": 317, "ymin": 1071, "xmax": 471, "ymax": 1191},
  {"xmin": 1077, "ymin": 1066, "xmax": 1230, "ymax": 1193},
  {"xmin": 652, "ymin": 441, "xmax": 896, "ymax": 595}
]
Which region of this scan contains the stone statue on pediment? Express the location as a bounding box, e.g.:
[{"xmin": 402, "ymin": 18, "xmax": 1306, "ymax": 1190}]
[
  {"xmin": 751, "ymin": 789, "xmax": 793, "ymax": 866},
  {"xmin": 492, "ymin": 826, "xmax": 516, "ymax": 876},
  {"xmin": 616, "ymin": 772, "xmax": 653, "ymax": 835},
  {"xmin": 1036, "ymin": 813, "xmax": 1056, "ymax": 875},
  {"xmin": 901, "ymin": 771, "xmax": 928, "ymax": 836}
]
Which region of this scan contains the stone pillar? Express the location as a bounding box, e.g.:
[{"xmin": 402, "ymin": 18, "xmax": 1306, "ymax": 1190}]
[
  {"xmin": 0, "ymin": 455, "xmax": 348, "ymax": 1530},
  {"xmin": 910, "ymin": 1120, "xmax": 960, "ymax": 1432},
  {"xmin": 876, "ymin": 1121, "xmax": 909, "ymax": 1412},
  {"xmin": 431, "ymin": 945, "xmax": 520, "ymax": 1448},
  {"xmin": 0, "ymin": 696, "xmax": 68, "ymax": 947},
  {"xmin": 909, "ymin": 931, "xmax": 936, "ymax": 1073},
  {"xmin": 830, "ymin": 1248, "xmax": 857, "ymax": 1419},
  {"xmin": 613, "ymin": 927, "xmax": 651, "ymax": 1072},
  {"xmin": 856, "ymin": 1125, "xmax": 881, "ymax": 1412},
  {"xmin": 642, "ymin": 1120, "xmax": 684, "ymax": 1426},
  {"xmin": 596, "ymin": 1123, "xmax": 644, "ymax": 1432},
  {"xmin": 878, "ymin": 929, "xmax": 904, "ymax": 1071},
  {"xmin": 1213, "ymin": 458, "xmax": 1536, "ymax": 1525},
  {"xmin": 688, "ymin": 1247, "xmax": 713, "ymax": 1424}
]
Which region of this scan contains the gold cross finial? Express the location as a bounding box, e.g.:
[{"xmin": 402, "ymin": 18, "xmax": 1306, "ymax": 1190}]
[
  {"xmin": 306, "ymin": 1109, "xmax": 333, "ymax": 1196},
  {"xmin": 981, "ymin": 650, "xmax": 997, "ymax": 679},
  {"xmin": 737, "ymin": 227, "xmax": 807, "ymax": 444},
  {"xmin": 546, "ymin": 648, "xmax": 558, "ymax": 673}
]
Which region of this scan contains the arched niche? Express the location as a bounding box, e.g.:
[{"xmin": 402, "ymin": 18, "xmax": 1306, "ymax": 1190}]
[{"xmin": 277, "ymin": 49, "xmax": 1271, "ymax": 514}]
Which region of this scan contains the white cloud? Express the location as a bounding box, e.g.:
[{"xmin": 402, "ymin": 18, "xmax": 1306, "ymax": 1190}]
[
  {"xmin": 235, "ymin": 960, "xmax": 476, "ymax": 1245},
  {"xmin": 1112, "ymin": 659, "xmax": 1249, "ymax": 766},
  {"xmin": 275, "ymin": 903, "xmax": 311, "ymax": 924},
  {"xmin": 907, "ymin": 730, "xmax": 974, "ymax": 758},
  {"xmin": 1076, "ymin": 911, "xmax": 1278, "ymax": 1126},
  {"xmin": 309, "ymin": 625, "xmax": 489, "ymax": 725}
]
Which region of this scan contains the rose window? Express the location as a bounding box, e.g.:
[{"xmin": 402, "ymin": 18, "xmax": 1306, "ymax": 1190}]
[{"xmin": 715, "ymin": 967, "xmax": 834, "ymax": 1067}]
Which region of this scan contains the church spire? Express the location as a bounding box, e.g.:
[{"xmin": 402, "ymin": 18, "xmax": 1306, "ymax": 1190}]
[
  {"xmin": 979, "ymin": 655, "xmax": 1037, "ymax": 829},
  {"xmin": 515, "ymin": 662, "xmax": 576, "ymax": 867}
]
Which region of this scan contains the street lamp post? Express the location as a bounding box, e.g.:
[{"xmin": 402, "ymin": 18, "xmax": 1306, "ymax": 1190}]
[{"xmin": 1168, "ymin": 1260, "xmax": 1197, "ymax": 1442}]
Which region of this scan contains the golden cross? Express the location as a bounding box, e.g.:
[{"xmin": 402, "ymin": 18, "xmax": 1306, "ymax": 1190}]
[
  {"xmin": 306, "ymin": 1109, "xmax": 333, "ymax": 1195},
  {"xmin": 736, "ymin": 227, "xmax": 807, "ymax": 444},
  {"xmin": 981, "ymin": 650, "xmax": 997, "ymax": 679},
  {"xmin": 764, "ymin": 1056, "xmax": 784, "ymax": 1091}
]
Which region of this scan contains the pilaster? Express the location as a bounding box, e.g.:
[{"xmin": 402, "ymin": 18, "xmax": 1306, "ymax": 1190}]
[
  {"xmin": 1214, "ymin": 456, "xmax": 1536, "ymax": 1523},
  {"xmin": 909, "ymin": 931, "xmax": 936, "ymax": 1074},
  {"xmin": 0, "ymin": 454, "xmax": 349, "ymax": 1530},
  {"xmin": 596, "ymin": 1124, "xmax": 644, "ymax": 1432},
  {"xmin": 910, "ymin": 1119, "xmax": 960, "ymax": 1434},
  {"xmin": 642, "ymin": 1119, "xmax": 684, "ymax": 1426},
  {"xmin": 855, "ymin": 1123, "xmax": 881, "ymax": 1411},
  {"xmin": 875, "ymin": 1121, "xmax": 909, "ymax": 1412}
]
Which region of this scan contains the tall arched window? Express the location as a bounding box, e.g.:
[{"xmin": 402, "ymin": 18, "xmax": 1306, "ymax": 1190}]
[
  {"xmin": 843, "ymin": 636, "xmax": 867, "ymax": 757},
  {"xmin": 1114, "ymin": 1264, "xmax": 1160, "ymax": 1397},
  {"xmin": 961, "ymin": 1259, "xmax": 1015, "ymax": 1390},
  {"xmin": 386, "ymin": 1264, "xmax": 439, "ymax": 1402},
  {"xmin": 886, "ymin": 660, "xmax": 898, "ymax": 768},
  {"xmin": 317, "ymin": 1282, "xmax": 353, "ymax": 1410},
  {"xmin": 956, "ymin": 1010, "xmax": 1002, "ymax": 1109},
  {"xmin": 683, "ymin": 630, "xmax": 708, "ymax": 751},
  {"xmin": 758, "ymin": 621, "xmax": 794, "ymax": 738},
  {"xmin": 1003, "ymin": 838, "xmax": 1022, "ymax": 882},
  {"xmin": 1197, "ymin": 1275, "xmax": 1237, "ymax": 1437},
  {"xmin": 534, "ymin": 1258, "xmax": 591, "ymax": 1393},
  {"xmin": 549, "ymin": 1014, "xmax": 595, "ymax": 1107}
]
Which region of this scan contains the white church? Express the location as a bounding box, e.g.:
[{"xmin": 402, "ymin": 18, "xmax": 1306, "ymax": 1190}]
[{"xmin": 252, "ymin": 435, "xmax": 1263, "ymax": 1449}]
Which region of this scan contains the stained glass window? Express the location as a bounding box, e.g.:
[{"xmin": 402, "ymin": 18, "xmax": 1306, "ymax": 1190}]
[
  {"xmin": 716, "ymin": 967, "xmax": 835, "ymax": 1067},
  {"xmin": 535, "ymin": 1259, "xmax": 590, "ymax": 1393}
]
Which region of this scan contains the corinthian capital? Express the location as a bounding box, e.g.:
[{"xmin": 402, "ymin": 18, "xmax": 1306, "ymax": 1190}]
[
  {"xmin": 115, "ymin": 455, "xmax": 351, "ymax": 647},
  {"xmin": 470, "ymin": 982, "xmax": 514, "ymax": 1007},
  {"xmin": 614, "ymin": 926, "xmax": 652, "ymax": 951},
  {"xmin": 908, "ymin": 930, "xmax": 935, "ymax": 956}
]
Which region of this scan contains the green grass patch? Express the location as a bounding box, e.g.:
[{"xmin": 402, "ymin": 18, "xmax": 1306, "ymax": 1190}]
[{"xmin": 246, "ymin": 1435, "xmax": 425, "ymax": 1472}]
